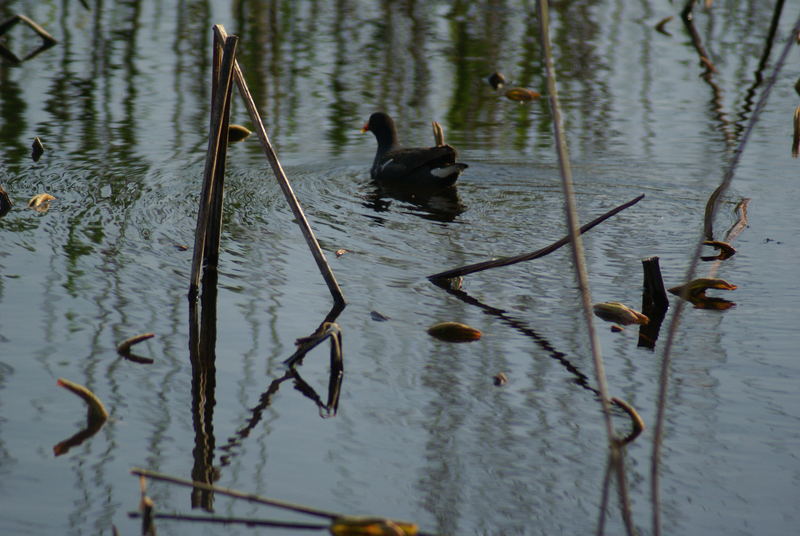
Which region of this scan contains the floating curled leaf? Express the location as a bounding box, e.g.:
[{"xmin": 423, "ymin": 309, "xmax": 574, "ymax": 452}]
[
  {"xmin": 57, "ymin": 378, "xmax": 109, "ymax": 423},
  {"xmin": 668, "ymin": 278, "xmax": 737, "ymax": 298},
  {"xmin": 117, "ymin": 332, "xmax": 155, "ymax": 355},
  {"xmin": 427, "ymin": 321, "xmax": 482, "ymax": 342},
  {"xmin": 701, "ymin": 240, "xmax": 736, "ymax": 261},
  {"xmin": 655, "ymin": 16, "xmax": 674, "ymax": 36},
  {"xmin": 53, "ymin": 378, "xmax": 109, "ymax": 455},
  {"xmin": 668, "ymin": 278, "xmax": 737, "ymax": 309},
  {"xmin": 593, "ymin": 302, "xmax": 649, "ymax": 326},
  {"xmin": 370, "ymin": 311, "xmax": 390, "ymax": 322},
  {"xmin": 117, "ymin": 333, "xmax": 156, "ymax": 364},
  {"xmin": 504, "ymin": 87, "xmax": 541, "ymax": 102},
  {"xmin": 493, "ymin": 372, "xmax": 508, "ymax": 386},
  {"xmin": 228, "ymin": 124, "xmax": 252, "ymax": 142},
  {"xmin": 329, "ymin": 517, "xmax": 418, "ymax": 536},
  {"xmin": 28, "ymin": 193, "xmax": 56, "ymax": 212}
]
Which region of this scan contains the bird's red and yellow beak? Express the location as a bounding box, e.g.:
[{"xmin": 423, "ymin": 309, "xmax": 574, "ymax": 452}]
[{"xmin": 360, "ymin": 122, "xmax": 370, "ymax": 133}]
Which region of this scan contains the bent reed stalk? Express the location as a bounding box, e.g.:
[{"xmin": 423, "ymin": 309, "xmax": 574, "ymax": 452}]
[
  {"xmin": 650, "ymin": 15, "xmax": 800, "ymax": 536},
  {"xmin": 535, "ymin": 0, "xmax": 616, "ymax": 444}
]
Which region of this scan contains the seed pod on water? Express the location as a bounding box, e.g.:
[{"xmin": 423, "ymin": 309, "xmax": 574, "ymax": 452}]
[
  {"xmin": 329, "ymin": 516, "xmax": 418, "ymax": 536},
  {"xmin": 427, "ymin": 321, "xmax": 482, "ymax": 342},
  {"xmin": 504, "ymin": 87, "xmax": 541, "ymax": 102},
  {"xmin": 28, "ymin": 193, "xmax": 56, "ymax": 212},
  {"xmin": 228, "ymin": 124, "xmax": 252, "ymax": 142},
  {"xmin": 593, "ymin": 302, "xmax": 649, "ymax": 326}
]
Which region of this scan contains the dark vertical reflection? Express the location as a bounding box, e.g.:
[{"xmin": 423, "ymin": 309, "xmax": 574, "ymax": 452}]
[
  {"xmin": 171, "ymin": 0, "xmax": 213, "ymax": 154},
  {"xmin": 327, "ymin": 0, "xmax": 358, "ymax": 154},
  {"xmin": 0, "ymin": 71, "xmax": 26, "ymax": 161},
  {"xmin": 188, "ymin": 270, "xmax": 219, "ymax": 511},
  {"xmin": 405, "ymin": 0, "xmax": 431, "ymax": 110}
]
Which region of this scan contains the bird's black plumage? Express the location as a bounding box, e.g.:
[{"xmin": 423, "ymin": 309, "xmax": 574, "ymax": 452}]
[{"xmin": 361, "ymin": 112, "xmax": 467, "ymax": 191}]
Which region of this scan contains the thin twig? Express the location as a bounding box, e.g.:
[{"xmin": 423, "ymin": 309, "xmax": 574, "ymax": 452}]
[
  {"xmin": 651, "ymin": 18, "xmax": 800, "ymax": 536},
  {"xmin": 428, "ymin": 194, "xmax": 644, "ymax": 281},
  {"xmin": 131, "ymin": 468, "xmax": 341, "ymax": 520},
  {"xmin": 596, "ymin": 452, "xmax": 614, "ymax": 536},
  {"xmin": 127, "ymin": 512, "xmax": 328, "ymax": 530},
  {"xmin": 538, "ymin": 0, "xmax": 616, "ymax": 440},
  {"xmin": 214, "ymin": 25, "xmax": 345, "ymax": 308},
  {"xmin": 612, "ymin": 446, "xmax": 636, "ymax": 536}
]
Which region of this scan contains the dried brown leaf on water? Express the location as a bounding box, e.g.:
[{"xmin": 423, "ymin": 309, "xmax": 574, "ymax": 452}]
[
  {"xmin": 117, "ymin": 332, "xmax": 155, "ymax": 355},
  {"xmin": 335, "ymin": 248, "xmax": 349, "ymax": 257},
  {"xmin": 792, "ymin": 105, "xmax": 800, "ymax": 158},
  {"xmin": 427, "ymin": 321, "xmax": 482, "ymax": 342},
  {"xmin": 31, "ymin": 136, "xmax": 44, "ymax": 162},
  {"xmin": 504, "ymin": 87, "xmax": 541, "ymax": 102},
  {"xmin": 668, "ymin": 278, "xmax": 737, "ymax": 309},
  {"xmin": 655, "ymin": 16, "xmax": 673, "ymax": 36},
  {"xmin": 701, "ymin": 240, "xmax": 737, "ymax": 261},
  {"xmin": 370, "ymin": 311, "xmax": 390, "ymax": 322},
  {"xmin": 668, "ymin": 278, "xmax": 737, "ymax": 298},
  {"xmin": 593, "ymin": 302, "xmax": 649, "ymax": 326},
  {"xmin": 488, "ymin": 71, "xmax": 506, "ymax": 90},
  {"xmin": 493, "ymin": 372, "xmax": 508, "ymax": 386},
  {"xmin": 57, "ymin": 378, "xmax": 109, "ymax": 424},
  {"xmin": 28, "ymin": 193, "xmax": 55, "ymax": 212},
  {"xmin": 228, "ymin": 124, "xmax": 252, "ymax": 142},
  {"xmin": 329, "ymin": 516, "xmax": 418, "ymax": 536}
]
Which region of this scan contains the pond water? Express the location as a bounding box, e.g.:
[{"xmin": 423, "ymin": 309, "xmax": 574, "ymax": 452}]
[{"xmin": 1, "ymin": 1, "xmax": 799, "ymax": 535}]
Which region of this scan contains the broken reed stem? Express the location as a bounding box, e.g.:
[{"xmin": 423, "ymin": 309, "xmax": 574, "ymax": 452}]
[
  {"xmin": 596, "ymin": 452, "xmax": 613, "ymax": 536},
  {"xmin": 706, "ymin": 198, "xmax": 749, "ymax": 279},
  {"xmin": 641, "ymin": 257, "xmax": 669, "ymax": 314},
  {"xmin": 213, "ymin": 25, "xmax": 345, "ymax": 308},
  {"xmin": 612, "ymin": 447, "xmax": 636, "ymax": 536},
  {"xmin": 537, "ymin": 0, "xmax": 617, "ymax": 460},
  {"xmin": 650, "ymin": 18, "xmax": 800, "ymax": 536},
  {"xmin": 428, "ymin": 194, "xmax": 644, "ymax": 281},
  {"xmin": 131, "ymin": 468, "xmax": 341, "ymax": 520},
  {"xmin": 127, "ymin": 512, "xmax": 328, "ymax": 531},
  {"xmin": 189, "ymin": 33, "xmax": 238, "ymax": 298},
  {"xmin": 205, "ymin": 35, "xmax": 233, "ymax": 269},
  {"xmin": 723, "ymin": 198, "xmax": 749, "ymax": 243}
]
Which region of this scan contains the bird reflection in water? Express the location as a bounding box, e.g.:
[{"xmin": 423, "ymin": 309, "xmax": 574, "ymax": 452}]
[{"xmin": 361, "ymin": 183, "xmax": 466, "ymax": 223}]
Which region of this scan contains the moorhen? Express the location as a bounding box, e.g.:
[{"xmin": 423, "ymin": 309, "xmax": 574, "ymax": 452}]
[{"xmin": 361, "ymin": 112, "xmax": 467, "ymax": 191}]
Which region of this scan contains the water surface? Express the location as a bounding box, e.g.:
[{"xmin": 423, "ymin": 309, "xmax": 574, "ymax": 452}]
[{"xmin": 1, "ymin": 1, "xmax": 799, "ymax": 535}]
